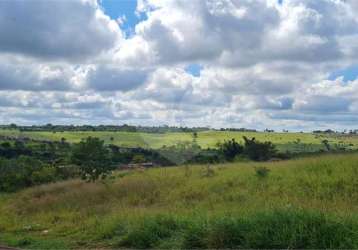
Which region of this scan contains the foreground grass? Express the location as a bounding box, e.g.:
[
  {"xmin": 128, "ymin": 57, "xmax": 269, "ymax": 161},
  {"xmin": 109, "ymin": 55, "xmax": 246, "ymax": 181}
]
[
  {"xmin": 0, "ymin": 153, "xmax": 357, "ymax": 249},
  {"xmin": 2, "ymin": 129, "xmax": 358, "ymax": 152}
]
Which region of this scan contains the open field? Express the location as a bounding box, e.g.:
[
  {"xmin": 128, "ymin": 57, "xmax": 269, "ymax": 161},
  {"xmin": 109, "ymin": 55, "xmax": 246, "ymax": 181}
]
[
  {"xmin": 2, "ymin": 129, "xmax": 358, "ymax": 153},
  {"xmin": 0, "ymin": 153, "xmax": 357, "ymax": 249}
]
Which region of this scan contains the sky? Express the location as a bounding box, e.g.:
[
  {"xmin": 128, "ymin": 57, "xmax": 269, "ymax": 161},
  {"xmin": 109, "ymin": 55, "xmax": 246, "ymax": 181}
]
[{"xmin": 0, "ymin": 0, "xmax": 358, "ymax": 131}]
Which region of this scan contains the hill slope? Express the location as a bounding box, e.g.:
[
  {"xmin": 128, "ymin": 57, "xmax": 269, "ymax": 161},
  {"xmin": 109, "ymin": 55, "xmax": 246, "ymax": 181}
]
[{"xmin": 0, "ymin": 153, "xmax": 357, "ymax": 249}]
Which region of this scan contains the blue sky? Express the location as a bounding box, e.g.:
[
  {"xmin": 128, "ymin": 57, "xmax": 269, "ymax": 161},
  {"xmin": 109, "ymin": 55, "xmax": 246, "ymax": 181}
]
[
  {"xmin": 100, "ymin": 0, "xmax": 142, "ymax": 36},
  {"xmin": 329, "ymin": 65, "xmax": 358, "ymax": 82},
  {"xmin": 185, "ymin": 64, "xmax": 203, "ymax": 77}
]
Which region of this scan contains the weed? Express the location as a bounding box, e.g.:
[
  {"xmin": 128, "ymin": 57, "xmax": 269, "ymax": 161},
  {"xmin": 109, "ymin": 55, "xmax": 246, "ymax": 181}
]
[
  {"xmin": 255, "ymin": 166, "xmax": 270, "ymax": 178},
  {"xmin": 202, "ymin": 165, "xmax": 215, "ymax": 177}
]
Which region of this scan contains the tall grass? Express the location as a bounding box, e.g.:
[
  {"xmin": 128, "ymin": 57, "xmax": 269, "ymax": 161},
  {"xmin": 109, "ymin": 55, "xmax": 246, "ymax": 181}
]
[
  {"xmin": 0, "ymin": 153, "xmax": 357, "ymax": 248},
  {"xmin": 116, "ymin": 211, "xmax": 358, "ymax": 249}
]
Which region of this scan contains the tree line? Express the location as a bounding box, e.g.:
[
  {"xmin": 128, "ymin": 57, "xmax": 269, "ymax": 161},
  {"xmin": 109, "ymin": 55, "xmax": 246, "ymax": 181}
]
[
  {"xmin": 0, "ymin": 135, "xmax": 283, "ymax": 192},
  {"xmin": 1, "ymin": 123, "xmax": 210, "ymax": 133}
]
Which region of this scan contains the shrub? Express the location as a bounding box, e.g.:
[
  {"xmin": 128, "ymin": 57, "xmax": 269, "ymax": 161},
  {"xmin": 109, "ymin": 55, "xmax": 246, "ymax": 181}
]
[
  {"xmin": 322, "ymin": 139, "xmax": 331, "ymax": 151},
  {"xmin": 0, "ymin": 156, "xmax": 57, "ymax": 192},
  {"xmin": 158, "ymin": 142, "xmax": 201, "ymax": 165},
  {"xmin": 206, "ymin": 217, "xmax": 250, "ymax": 248},
  {"xmin": 119, "ymin": 216, "xmax": 180, "ymax": 249},
  {"xmin": 255, "ymin": 166, "xmax": 270, "ymax": 178},
  {"xmin": 182, "ymin": 219, "xmax": 208, "ymax": 249},
  {"xmin": 54, "ymin": 165, "xmax": 80, "ymax": 180},
  {"xmin": 243, "ymin": 136, "xmax": 277, "ymax": 161},
  {"xmin": 218, "ymin": 139, "xmax": 244, "ymax": 161},
  {"xmin": 132, "ymin": 154, "xmax": 146, "ymax": 164}
]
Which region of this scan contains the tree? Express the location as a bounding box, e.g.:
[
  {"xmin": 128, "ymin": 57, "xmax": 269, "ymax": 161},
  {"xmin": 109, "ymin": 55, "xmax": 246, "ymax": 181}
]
[
  {"xmin": 321, "ymin": 139, "xmax": 331, "ymax": 151},
  {"xmin": 243, "ymin": 136, "xmax": 276, "ymax": 161},
  {"xmin": 218, "ymin": 138, "xmax": 244, "ymax": 161},
  {"xmin": 9, "ymin": 123, "xmax": 17, "ymax": 129},
  {"xmin": 60, "ymin": 137, "xmax": 66, "ymax": 144},
  {"xmin": 192, "ymin": 132, "xmax": 198, "ymax": 143},
  {"xmin": 71, "ymin": 137, "xmax": 112, "ymax": 182}
]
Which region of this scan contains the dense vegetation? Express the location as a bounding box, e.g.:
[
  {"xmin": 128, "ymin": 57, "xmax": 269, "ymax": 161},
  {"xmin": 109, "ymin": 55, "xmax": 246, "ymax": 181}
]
[
  {"xmin": 1, "ymin": 126, "xmax": 357, "ymax": 192},
  {"xmin": 0, "ymin": 134, "xmax": 286, "ymax": 191},
  {"xmin": 0, "ymin": 153, "xmax": 357, "ymax": 249}
]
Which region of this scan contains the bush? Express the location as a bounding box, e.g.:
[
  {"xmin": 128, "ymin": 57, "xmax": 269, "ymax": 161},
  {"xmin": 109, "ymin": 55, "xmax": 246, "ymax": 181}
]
[
  {"xmin": 132, "ymin": 154, "xmax": 146, "ymax": 164},
  {"xmin": 243, "ymin": 136, "xmax": 277, "ymax": 161},
  {"xmin": 54, "ymin": 165, "xmax": 80, "ymax": 180},
  {"xmin": 158, "ymin": 142, "xmax": 202, "ymax": 165},
  {"xmin": 119, "ymin": 216, "xmax": 181, "ymax": 249},
  {"xmin": 0, "ymin": 156, "xmax": 57, "ymax": 192},
  {"xmin": 218, "ymin": 139, "xmax": 244, "ymax": 161},
  {"xmin": 255, "ymin": 166, "xmax": 270, "ymax": 178},
  {"xmin": 182, "ymin": 219, "xmax": 208, "ymax": 249},
  {"xmin": 216, "ymin": 137, "xmax": 279, "ymax": 162}
]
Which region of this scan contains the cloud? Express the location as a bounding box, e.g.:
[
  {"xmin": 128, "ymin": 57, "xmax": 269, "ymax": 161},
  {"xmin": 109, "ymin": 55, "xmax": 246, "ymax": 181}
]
[
  {"xmin": 0, "ymin": 58, "xmax": 76, "ymax": 91},
  {"xmin": 0, "ymin": 0, "xmax": 122, "ymax": 61},
  {"xmin": 117, "ymin": 0, "xmax": 358, "ymax": 67},
  {"xmin": 294, "ymin": 95, "xmax": 351, "ymax": 112},
  {"xmin": 0, "ymin": 0, "xmax": 358, "ymax": 130},
  {"xmin": 118, "ymin": 0, "xmax": 280, "ymax": 65},
  {"xmin": 86, "ymin": 65, "xmax": 149, "ymax": 91}
]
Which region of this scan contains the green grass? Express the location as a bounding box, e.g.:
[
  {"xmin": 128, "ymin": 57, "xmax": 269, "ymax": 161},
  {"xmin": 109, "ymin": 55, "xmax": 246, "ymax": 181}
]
[
  {"xmin": 0, "ymin": 153, "xmax": 357, "ymax": 249},
  {"xmin": 2, "ymin": 129, "xmax": 358, "ymax": 152}
]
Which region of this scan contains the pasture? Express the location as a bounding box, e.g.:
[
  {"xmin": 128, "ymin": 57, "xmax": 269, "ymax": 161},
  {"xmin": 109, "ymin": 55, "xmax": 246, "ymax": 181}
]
[
  {"xmin": 1, "ymin": 129, "xmax": 358, "ymax": 153},
  {"xmin": 0, "ymin": 153, "xmax": 357, "ymax": 249}
]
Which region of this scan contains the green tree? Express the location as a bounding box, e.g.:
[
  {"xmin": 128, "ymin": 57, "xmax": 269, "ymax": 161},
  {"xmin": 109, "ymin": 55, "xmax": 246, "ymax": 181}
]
[
  {"xmin": 192, "ymin": 132, "xmax": 198, "ymax": 143},
  {"xmin": 321, "ymin": 139, "xmax": 331, "ymax": 151},
  {"xmin": 218, "ymin": 138, "xmax": 244, "ymax": 161},
  {"xmin": 60, "ymin": 137, "xmax": 66, "ymax": 144},
  {"xmin": 243, "ymin": 136, "xmax": 276, "ymax": 161},
  {"xmin": 71, "ymin": 137, "xmax": 112, "ymax": 182}
]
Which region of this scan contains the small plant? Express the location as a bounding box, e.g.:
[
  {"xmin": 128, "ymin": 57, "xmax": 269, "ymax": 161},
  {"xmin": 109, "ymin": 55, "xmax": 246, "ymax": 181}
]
[
  {"xmin": 202, "ymin": 164, "xmax": 215, "ymax": 177},
  {"xmin": 255, "ymin": 166, "xmax": 270, "ymax": 178},
  {"xmin": 184, "ymin": 164, "xmax": 192, "ymax": 177}
]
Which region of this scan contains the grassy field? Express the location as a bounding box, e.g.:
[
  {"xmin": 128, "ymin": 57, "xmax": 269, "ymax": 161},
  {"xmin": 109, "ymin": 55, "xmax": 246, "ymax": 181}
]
[
  {"xmin": 2, "ymin": 129, "xmax": 358, "ymax": 152},
  {"xmin": 0, "ymin": 153, "xmax": 357, "ymax": 249}
]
